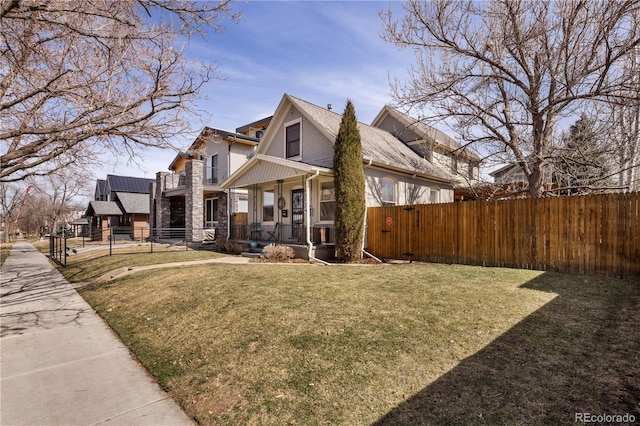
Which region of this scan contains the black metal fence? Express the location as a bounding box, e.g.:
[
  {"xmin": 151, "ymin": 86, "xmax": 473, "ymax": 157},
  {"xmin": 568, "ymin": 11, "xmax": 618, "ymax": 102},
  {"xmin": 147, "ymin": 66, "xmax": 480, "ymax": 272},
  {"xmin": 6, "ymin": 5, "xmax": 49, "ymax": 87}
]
[
  {"xmin": 49, "ymin": 235, "xmax": 67, "ymax": 266},
  {"xmin": 50, "ymin": 224, "xmax": 337, "ymax": 267}
]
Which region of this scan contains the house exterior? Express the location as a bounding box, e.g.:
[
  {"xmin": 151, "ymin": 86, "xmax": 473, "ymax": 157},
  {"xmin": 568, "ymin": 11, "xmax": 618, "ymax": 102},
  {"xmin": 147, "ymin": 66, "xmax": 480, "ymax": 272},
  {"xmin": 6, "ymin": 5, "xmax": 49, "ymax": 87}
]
[
  {"xmin": 371, "ymin": 106, "xmax": 482, "ymax": 191},
  {"xmin": 149, "ymin": 122, "xmax": 269, "ymax": 241},
  {"xmin": 220, "ymin": 94, "xmax": 459, "ymax": 259},
  {"xmin": 85, "ymin": 175, "xmax": 155, "ymax": 241}
]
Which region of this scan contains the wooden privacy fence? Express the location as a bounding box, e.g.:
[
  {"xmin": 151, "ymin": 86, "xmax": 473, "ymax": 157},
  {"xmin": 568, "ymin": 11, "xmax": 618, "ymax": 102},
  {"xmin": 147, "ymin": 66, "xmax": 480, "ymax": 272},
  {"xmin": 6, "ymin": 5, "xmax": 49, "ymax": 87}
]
[{"xmin": 366, "ymin": 192, "xmax": 640, "ymax": 279}]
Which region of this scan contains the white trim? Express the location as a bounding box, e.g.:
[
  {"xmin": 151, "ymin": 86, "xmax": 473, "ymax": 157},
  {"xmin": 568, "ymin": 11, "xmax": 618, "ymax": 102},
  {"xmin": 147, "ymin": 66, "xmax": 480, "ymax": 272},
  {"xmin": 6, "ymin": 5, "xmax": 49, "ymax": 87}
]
[
  {"xmin": 318, "ymin": 179, "xmax": 336, "ymax": 223},
  {"xmin": 380, "ymin": 176, "xmax": 398, "ymax": 206},
  {"xmin": 430, "ymin": 186, "xmax": 440, "ymax": 204}
]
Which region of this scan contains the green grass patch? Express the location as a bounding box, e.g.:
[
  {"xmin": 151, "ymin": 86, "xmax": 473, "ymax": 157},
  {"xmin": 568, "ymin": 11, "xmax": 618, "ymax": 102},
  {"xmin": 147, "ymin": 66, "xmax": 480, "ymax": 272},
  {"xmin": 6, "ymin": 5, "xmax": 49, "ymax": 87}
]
[
  {"xmin": 78, "ymin": 263, "xmax": 640, "ymax": 425},
  {"xmin": 59, "ymin": 246, "xmax": 226, "ymax": 283}
]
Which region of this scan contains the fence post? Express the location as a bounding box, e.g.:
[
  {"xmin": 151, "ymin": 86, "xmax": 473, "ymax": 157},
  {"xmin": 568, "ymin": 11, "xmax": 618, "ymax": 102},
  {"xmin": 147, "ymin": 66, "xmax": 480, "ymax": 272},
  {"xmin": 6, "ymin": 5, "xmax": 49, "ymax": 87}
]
[{"xmin": 109, "ymin": 227, "xmax": 113, "ymax": 256}]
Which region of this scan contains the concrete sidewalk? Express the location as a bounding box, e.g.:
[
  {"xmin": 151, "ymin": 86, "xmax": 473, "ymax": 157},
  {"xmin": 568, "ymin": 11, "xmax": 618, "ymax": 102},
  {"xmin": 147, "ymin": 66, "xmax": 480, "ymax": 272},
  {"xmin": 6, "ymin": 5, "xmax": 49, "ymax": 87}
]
[{"xmin": 0, "ymin": 238, "xmax": 194, "ymax": 425}]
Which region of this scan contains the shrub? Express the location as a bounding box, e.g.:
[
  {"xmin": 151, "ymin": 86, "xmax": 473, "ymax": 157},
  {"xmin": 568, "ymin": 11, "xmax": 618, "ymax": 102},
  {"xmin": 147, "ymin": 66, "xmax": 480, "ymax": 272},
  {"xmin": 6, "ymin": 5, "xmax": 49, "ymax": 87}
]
[
  {"xmin": 263, "ymin": 245, "xmax": 295, "ymax": 261},
  {"xmin": 215, "ymin": 237, "xmax": 243, "ymax": 255}
]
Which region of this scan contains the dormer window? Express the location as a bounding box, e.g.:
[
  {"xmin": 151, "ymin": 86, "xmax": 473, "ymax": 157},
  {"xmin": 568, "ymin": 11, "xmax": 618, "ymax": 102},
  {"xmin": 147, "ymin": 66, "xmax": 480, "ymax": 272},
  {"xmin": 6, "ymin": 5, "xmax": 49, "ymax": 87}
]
[{"xmin": 286, "ymin": 120, "xmax": 301, "ymax": 159}]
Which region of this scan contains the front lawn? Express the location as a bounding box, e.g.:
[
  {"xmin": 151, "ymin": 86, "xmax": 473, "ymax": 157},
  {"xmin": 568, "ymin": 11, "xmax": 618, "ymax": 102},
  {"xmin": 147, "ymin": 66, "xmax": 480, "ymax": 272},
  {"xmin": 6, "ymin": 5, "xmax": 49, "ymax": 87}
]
[{"xmin": 78, "ymin": 263, "xmax": 640, "ymax": 425}]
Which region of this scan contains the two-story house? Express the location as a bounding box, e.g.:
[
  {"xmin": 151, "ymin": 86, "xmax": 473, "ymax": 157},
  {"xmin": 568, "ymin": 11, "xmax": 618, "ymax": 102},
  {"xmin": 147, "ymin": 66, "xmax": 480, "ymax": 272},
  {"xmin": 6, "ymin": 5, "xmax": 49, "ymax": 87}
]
[
  {"xmin": 85, "ymin": 174, "xmax": 155, "ymax": 241},
  {"xmin": 149, "ymin": 118, "xmax": 271, "ymax": 241},
  {"xmin": 220, "ymin": 94, "xmax": 460, "ymax": 260}
]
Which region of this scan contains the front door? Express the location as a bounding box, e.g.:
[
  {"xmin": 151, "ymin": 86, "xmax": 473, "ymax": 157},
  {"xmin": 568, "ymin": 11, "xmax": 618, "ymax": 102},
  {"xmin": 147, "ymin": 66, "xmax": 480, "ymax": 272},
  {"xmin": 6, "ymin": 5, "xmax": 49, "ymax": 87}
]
[{"xmin": 291, "ymin": 188, "xmax": 304, "ymax": 242}]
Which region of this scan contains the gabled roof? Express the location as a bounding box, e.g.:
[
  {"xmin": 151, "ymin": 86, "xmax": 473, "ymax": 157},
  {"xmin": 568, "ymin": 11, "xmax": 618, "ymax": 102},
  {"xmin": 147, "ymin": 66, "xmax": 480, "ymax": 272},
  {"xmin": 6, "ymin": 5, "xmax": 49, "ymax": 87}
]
[
  {"xmin": 95, "ymin": 179, "xmax": 107, "ymax": 199},
  {"xmin": 114, "ymin": 192, "xmax": 150, "ymax": 214},
  {"xmin": 236, "ymin": 116, "xmax": 273, "ymax": 134},
  {"xmin": 371, "ymin": 106, "xmax": 481, "ymax": 161},
  {"xmin": 106, "ymin": 175, "xmax": 154, "ymax": 194},
  {"xmin": 169, "ymin": 126, "xmax": 259, "ymax": 171},
  {"xmin": 85, "ymin": 201, "xmax": 123, "ymax": 216},
  {"xmin": 221, "ymin": 154, "xmax": 332, "ymax": 189},
  {"xmin": 257, "ymin": 94, "xmax": 454, "ymax": 183},
  {"xmin": 489, "ymin": 163, "xmax": 520, "ymax": 177}
]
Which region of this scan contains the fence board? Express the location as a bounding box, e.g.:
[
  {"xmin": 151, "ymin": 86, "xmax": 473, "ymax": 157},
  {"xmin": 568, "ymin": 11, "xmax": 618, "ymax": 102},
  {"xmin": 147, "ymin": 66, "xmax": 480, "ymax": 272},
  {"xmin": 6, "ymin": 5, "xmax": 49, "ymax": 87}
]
[{"xmin": 366, "ymin": 192, "xmax": 640, "ymax": 279}]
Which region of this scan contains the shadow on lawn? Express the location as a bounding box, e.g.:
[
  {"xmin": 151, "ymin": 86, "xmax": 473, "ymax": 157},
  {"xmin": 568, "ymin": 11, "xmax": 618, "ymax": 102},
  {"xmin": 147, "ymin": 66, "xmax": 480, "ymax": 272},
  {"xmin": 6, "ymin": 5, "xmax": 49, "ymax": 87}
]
[{"xmin": 374, "ymin": 273, "xmax": 640, "ymax": 425}]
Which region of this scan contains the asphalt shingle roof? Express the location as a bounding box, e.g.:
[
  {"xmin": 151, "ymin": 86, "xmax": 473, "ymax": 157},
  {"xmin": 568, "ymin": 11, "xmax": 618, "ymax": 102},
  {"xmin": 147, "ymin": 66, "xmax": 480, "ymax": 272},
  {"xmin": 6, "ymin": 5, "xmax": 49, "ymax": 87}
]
[
  {"xmin": 86, "ymin": 201, "xmax": 123, "ymax": 216},
  {"xmin": 114, "ymin": 192, "xmax": 150, "ymax": 215},
  {"xmin": 106, "ymin": 175, "xmax": 155, "ymax": 194},
  {"xmin": 287, "ymin": 95, "xmax": 454, "ymax": 182}
]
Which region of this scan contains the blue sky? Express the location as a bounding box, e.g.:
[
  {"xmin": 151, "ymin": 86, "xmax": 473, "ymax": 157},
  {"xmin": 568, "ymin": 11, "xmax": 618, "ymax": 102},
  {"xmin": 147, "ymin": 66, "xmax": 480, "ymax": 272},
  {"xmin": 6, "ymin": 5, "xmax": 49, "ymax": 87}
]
[{"xmin": 99, "ymin": 0, "xmax": 414, "ymax": 179}]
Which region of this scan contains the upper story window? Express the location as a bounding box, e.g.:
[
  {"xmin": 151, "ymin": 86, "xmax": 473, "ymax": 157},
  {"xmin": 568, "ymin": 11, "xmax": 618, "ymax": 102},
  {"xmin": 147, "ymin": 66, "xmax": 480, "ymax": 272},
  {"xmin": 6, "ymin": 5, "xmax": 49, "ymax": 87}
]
[
  {"xmin": 450, "ymin": 154, "xmax": 458, "ymax": 174},
  {"xmin": 320, "ymin": 181, "xmax": 335, "ymax": 221},
  {"xmin": 206, "ymin": 154, "xmax": 218, "ymax": 185},
  {"xmin": 380, "ymin": 177, "xmax": 397, "ymax": 206},
  {"xmin": 286, "ymin": 121, "xmax": 301, "ymax": 159}
]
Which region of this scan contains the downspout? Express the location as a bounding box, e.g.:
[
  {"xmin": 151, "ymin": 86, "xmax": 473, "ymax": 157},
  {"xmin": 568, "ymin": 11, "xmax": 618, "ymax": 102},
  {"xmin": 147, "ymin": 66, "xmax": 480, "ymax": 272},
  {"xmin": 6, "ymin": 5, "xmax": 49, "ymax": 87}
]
[{"xmin": 305, "ymin": 170, "xmax": 329, "ymax": 265}]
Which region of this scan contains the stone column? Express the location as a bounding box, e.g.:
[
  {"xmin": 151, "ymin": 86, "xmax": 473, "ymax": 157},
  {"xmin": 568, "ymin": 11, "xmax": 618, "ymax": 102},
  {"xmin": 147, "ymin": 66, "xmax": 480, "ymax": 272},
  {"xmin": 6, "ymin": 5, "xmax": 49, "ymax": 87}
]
[
  {"xmin": 217, "ymin": 192, "xmax": 228, "ymax": 239},
  {"xmin": 186, "ymin": 160, "xmax": 204, "ymax": 242},
  {"xmin": 154, "ymin": 172, "xmax": 172, "ymax": 239}
]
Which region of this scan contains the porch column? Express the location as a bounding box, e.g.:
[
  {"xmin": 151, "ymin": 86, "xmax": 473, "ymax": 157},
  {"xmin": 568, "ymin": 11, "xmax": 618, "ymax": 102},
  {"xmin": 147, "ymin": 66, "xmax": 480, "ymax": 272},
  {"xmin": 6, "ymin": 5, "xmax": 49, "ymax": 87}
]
[
  {"xmin": 186, "ymin": 160, "xmax": 204, "ymax": 242},
  {"xmin": 217, "ymin": 192, "xmax": 228, "ymax": 239},
  {"xmin": 154, "ymin": 172, "xmax": 172, "ymax": 238}
]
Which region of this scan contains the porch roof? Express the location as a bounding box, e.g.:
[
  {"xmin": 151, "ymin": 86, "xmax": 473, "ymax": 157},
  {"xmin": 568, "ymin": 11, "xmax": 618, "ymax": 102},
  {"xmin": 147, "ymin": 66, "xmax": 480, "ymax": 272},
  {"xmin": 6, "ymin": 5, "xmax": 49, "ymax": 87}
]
[
  {"xmin": 85, "ymin": 201, "xmax": 123, "ymax": 216},
  {"xmin": 114, "ymin": 192, "xmax": 150, "ymax": 214},
  {"xmin": 221, "ymin": 154, "xmax": 332, "ymax": 189}
]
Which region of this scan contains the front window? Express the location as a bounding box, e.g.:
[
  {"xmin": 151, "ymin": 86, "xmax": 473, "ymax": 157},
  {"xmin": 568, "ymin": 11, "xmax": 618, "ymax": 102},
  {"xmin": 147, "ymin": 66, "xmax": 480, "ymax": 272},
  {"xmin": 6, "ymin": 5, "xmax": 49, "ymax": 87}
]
[
  {"xmin": 205, "ymin": 198, "xmax": 219, "ymax": 226},
  {"xmin": 263, "ymin": 189, "xmax": 274, "ymax": 222},
  {"xmin": 430, "ymin": 188, "xmax": 440, "ymax": 204},
  {"xmin": 381, "ymin": 177, "xmax": 396, "ymax": 206},
  {"xmin": 320, "ymin": 181, "xmax": 335, "ymax": 221},
  {"xmin": 286, "ymin": 122, "xmax": 301, "ymax": 158}
]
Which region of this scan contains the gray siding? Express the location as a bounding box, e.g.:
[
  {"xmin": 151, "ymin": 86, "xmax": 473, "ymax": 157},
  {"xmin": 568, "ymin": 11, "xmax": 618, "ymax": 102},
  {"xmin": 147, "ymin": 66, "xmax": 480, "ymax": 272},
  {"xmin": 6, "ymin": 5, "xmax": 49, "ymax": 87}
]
[{"xmin": 264, "ymin": 107, "xmax": 335, "ymax": 168}]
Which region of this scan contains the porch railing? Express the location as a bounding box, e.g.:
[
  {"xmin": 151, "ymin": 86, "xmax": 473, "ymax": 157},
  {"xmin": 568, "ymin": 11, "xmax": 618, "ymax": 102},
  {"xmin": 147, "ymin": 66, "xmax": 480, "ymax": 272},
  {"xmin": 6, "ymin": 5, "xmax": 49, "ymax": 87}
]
[{"xmin": 232, "ymin": 223, "xmax": 335, "ymax": 244}]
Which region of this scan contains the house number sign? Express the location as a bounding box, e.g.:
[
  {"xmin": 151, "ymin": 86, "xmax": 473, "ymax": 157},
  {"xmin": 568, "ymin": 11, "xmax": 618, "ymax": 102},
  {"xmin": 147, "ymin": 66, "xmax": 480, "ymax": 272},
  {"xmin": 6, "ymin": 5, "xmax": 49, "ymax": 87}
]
[{"xmin": 386, "ymin": 217, "xmax": 393, "ymax": 225}]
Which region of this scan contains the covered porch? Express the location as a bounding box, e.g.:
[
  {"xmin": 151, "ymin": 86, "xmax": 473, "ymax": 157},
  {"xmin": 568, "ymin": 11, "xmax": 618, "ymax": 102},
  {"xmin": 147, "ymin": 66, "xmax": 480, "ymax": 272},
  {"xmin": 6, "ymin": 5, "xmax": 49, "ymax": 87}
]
[{"xmin": 222, "ymin": 154, "xmax": 336, "ymax": 260}]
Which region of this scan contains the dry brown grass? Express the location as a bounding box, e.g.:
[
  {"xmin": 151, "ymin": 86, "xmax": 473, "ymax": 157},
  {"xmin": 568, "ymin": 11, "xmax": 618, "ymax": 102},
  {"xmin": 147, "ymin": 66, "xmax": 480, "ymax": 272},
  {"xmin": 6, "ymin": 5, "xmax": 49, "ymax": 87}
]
[
  {"xmin": 0, "ymin": 241, "xmax": 14, "ymax": 267},
  {"xmin": 78, "ymin": 263, "xmax": 640, "ymax": 425}
]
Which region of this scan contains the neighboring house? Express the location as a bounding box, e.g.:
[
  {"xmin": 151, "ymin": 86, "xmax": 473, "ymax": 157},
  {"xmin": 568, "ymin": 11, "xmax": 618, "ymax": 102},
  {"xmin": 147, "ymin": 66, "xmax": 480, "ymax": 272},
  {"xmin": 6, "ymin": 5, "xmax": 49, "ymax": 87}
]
[
  {"xmin": 85, "ymin": 174, "xmax": 155, "ymax": 241},
  {"xmin": 220, "ymin": 94, "xmax": 458, "ymax": 259},
  {"xmin": 489, "ymin": 163, "xmax": 530, "ymax": 185},
  {"xmin": 483, "ymin": 161, "xmax": 555, "ymax": 198},
  {"xmin": 371, "ymin": 106, "xmax": 482, "ymax": 190},
  {"xmin": 149, "ymin": 121, "xmax": 269, "ymax": 241}
]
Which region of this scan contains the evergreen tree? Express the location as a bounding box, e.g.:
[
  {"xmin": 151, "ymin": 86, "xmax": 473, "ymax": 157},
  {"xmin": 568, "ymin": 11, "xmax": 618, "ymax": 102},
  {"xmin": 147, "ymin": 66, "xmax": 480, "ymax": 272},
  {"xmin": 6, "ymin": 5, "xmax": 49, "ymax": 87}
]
[
  {"xmin": 555, "ymin": 114, "xmax": 612, "ymax": 194},
  {"xmin": 334, "ymin": 100, "xmax": 366, "ymax": 262}
]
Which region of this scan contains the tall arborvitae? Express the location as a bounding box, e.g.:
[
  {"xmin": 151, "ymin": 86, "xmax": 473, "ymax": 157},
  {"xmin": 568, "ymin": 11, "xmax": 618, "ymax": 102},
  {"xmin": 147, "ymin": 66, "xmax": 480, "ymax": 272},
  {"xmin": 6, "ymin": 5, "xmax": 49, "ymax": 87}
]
[{"xmin": 334, "ymin": 100, "xmax": 366, "ymax": 262}]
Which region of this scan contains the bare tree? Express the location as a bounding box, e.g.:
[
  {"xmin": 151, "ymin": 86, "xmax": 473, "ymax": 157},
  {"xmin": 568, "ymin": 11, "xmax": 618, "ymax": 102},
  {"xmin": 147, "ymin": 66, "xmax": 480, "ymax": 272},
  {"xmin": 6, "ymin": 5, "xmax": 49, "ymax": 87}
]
[
  {"xmin": 605, "ymin": 49, "xmax": 640, "ymax": 192},
  {"xmin": 0, "ymin": 0, "xmax": 239, "ymax": 182},
  {"xmin": 382, "ymin": 0, "xmax": 640, "ymax": 197}
]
